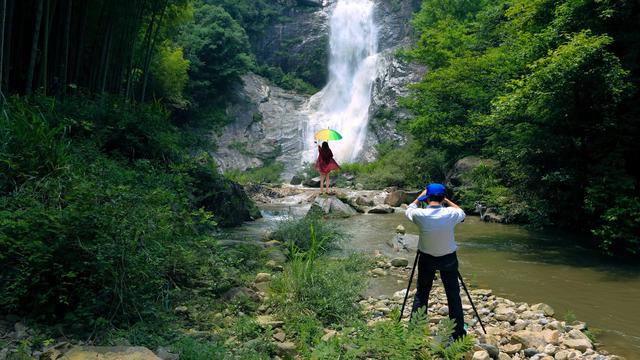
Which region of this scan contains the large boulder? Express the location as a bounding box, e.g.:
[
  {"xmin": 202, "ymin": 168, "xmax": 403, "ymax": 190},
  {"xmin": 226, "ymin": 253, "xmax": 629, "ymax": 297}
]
[
  {"xmin": 384, "ymin": 189, "xmax": 422, "ymax": 206},
  {"xmin": 311, "ymin": 196, "xmax": 357, "ymax": 217},
  {"xmin": 368, "ymin": 205, "xmax": 395, "ymax": 214},
  {"xmin": 62, "ymin": 347, "xmax": 161, "ymax": 360}
]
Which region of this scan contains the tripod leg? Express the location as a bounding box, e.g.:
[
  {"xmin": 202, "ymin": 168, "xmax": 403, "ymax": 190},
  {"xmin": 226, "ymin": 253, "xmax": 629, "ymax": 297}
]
[
  {"xmin": 457, "ymin": 271, "xmax": 487, "ymax": 334},
  {"xmin": 399, "ymin": 251, "xmax": 420, "ymax": 322}
]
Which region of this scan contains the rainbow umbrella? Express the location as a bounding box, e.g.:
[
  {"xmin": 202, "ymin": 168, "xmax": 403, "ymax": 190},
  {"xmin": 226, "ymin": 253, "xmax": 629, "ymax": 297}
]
[{"xmin": 314, "ymin": 128, "xmax": 343, "ymax": 141}]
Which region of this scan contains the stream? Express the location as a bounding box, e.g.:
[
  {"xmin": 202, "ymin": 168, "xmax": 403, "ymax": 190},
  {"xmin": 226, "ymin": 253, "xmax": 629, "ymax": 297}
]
[{"xmin": 224, "ymin": 201, "xmax": 640, "ymax": 359}]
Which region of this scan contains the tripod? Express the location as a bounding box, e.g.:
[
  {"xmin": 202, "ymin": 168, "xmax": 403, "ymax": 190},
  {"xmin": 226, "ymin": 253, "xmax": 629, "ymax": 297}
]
[{"xmin": 398, "ymin": 251, "xmax": 487, "ymax": 335}]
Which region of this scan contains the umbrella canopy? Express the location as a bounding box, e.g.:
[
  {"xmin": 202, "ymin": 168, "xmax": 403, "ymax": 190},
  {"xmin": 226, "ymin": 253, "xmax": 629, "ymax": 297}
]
[{"xmin": 314, "ymin": 128, "xmax": 343, "ymax": 141}]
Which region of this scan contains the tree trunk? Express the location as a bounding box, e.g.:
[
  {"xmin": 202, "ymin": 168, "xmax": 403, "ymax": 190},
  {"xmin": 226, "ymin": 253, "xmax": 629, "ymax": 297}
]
[
  {"xmin": 26, "ymin": 0, "xmax": 44, "ymax": 95},
  {"xmin": 0, "ymin": 0, "xmax": 6, "ymax": 97},
  {"xmin": 100, "ymin": 25, "xmax": 112, "ymax": 94},
  {"xmin": 123, "ymin": 2, "xmax": 144, "ymax": 98},
  {"xmin": 140, "ymin": 0, "xmax": 167, "ymax": 102},
  {"xmin": 40, "ymin": 0, "xmax": 50, "ymax": 95},
  {"xmin": 73, "ymin": 0, "xmax": 88, "ymax": 87},
  {"xmin": 60, "ymin": 0, "xmax": 71, "ymax": 97},
  {"xmin": 2, "ymin": 0, "xmax": 12, "ymax": 93}
]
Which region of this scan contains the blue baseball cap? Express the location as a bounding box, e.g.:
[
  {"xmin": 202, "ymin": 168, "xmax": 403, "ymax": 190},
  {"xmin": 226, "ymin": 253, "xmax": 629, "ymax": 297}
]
[{"xmin": 417, "ymin": 183, "xmax": 446, "ymax": 202}]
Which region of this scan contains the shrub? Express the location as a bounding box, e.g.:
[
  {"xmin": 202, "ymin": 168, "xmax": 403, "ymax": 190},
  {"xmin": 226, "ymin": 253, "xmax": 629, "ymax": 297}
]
[
  {"xmin": 225, "ymin": 161, "xmax": 285, "ymax": 185},
  {"xmin": 339, "ymin": 142, "xmax": 447, "ymax": 189},
  {"xmin": 0, "ymin": 153, "xmax": 218, "ymax": 326},
  {"xmin": 175, "ymin": 152, "xmax": 261, "ymax": 227},
  {"xmin": 270, "ymin": 253, "xmax": 368, "ymax": 325},
  {"xmin": 312, "ymin": 309, "xmax": 474, "ymax": 359},
  {"xmin": 455, "ymin": 162, "xmax": 528, "ymax": 222},
  {"xmin": 0, "ymin": 96, "xmax": 70, "ymax": 194},
  {"xmin": 270, "ymin": 209, "xmax": 344, "ymax": 254},
  {"xmin": 0, "ymin": 95, "xmax": 259, "ymax": 331}
]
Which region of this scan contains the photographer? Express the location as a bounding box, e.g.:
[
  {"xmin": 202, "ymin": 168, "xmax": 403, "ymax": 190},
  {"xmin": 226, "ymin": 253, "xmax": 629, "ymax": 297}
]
[{"xmin": 405, "ymin": 183, "xmax": 466, "ymax": 340}]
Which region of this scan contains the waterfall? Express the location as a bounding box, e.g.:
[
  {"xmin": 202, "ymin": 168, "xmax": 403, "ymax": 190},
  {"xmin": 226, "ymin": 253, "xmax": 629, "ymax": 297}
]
[{"xmin": 302, "ymin": 0, "xmax": 379, "ymax": 164}]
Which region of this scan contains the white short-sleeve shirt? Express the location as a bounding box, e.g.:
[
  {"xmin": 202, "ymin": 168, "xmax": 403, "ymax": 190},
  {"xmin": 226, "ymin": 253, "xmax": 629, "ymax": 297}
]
[{"xmin": 404, "ymin": 203, "xmax": 465, "ymax": 257}]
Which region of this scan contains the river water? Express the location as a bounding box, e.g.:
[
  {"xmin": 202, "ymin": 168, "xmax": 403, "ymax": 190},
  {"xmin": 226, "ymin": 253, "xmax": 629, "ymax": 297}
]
[{"xmin": 225, "ymin": 205, "xmax": 640, "ymax": 358}]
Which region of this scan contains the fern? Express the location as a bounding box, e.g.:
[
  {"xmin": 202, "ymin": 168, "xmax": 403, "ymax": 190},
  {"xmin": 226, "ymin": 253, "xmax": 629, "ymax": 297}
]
[{"xmin": 429, "ymin": 318, "xmax": 475, "ymax": 360}]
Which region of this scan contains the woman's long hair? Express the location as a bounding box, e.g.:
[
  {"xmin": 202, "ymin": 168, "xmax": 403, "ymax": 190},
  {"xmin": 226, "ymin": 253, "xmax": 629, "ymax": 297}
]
[{"xmin": 320, "ymin": 141, "xmax": 333, "ymax": 161}]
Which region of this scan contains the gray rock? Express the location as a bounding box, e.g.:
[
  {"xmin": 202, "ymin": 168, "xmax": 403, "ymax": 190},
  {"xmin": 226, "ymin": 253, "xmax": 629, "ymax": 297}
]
[
  {"xmin": 155, "ymin": 347, "xmax": 179, "ymax": 360},
  {"xmin": 390, "ymin": 257, "xmax": 409, "ymax": 267},
  {"xmin": 384, "ymin": 190, "xmax": 405, "ymax": 207},
  {"xmin": 356, "ymin": 195, "xmax": 374, "ymax": 206},
  {"xmin": 473, "ymin": 350, "xmax": 491, "ymax": 360},
  {"xmin": 481, "ymin": 208, "xmax": 506, "ymax": 223},
  {"xmin": 256, "ymin": 315, "xmax": 284, "ymax": 329},
  {"xmin": 173, "ymin": 306, "xmax": 188, "ymax": 315},
  {"xmin": 263, "ymin": 247, "xmax": 288, "ymax": 264},
  {"xmin": 479, "ymin": 343, "xmax": 500, "ymax": 359},
  {"xmin": 62, "ymin": 347, "xmax": 162, "ymax": 360},
  {"xmin": 275, "ymin": 341, "xmax": 297, "ymax": 357},
  {"xmin": 388, "ymin": 233, "xmax": 419, "ymax": 252},
  {"xmin": 500, "ymin": 343, "xmax": 521, "ymax": 355},
  {"xmin": 222, "ymin": 287, "xmax": 260, "ymax": 302},
  {"xmin": 272, "ymin": 330, "xmax": 286, "ymax": 342},
  {"xmin": 563, "ymin": 338, "xmax": 593, "ymax": 352},
  {"xmin": 368, "ymin": 205, "xmax": 395, "ymax": 214},
  {"xmin": 290, "ymin": 175, "xmax": 303, "ymax": 185},
  {"xmin": 512, "ymin": 330, "xmax": 546, "ymax": 349},
  {"xmin": 255, "ymin": 273, "xmax": 272, "ymax": 283},
  {"xmin": 382, "ymin": 189, "xmax": 421, "ymax": 207},
  {"xmin": 304, "ymin": 177, "xmax": 321, "ymax": 187},
  {"xmin": 395, "ymin": 224, "xmax": 405, "ymax": 234},
  {"xmin": 524, "ymin": 348, "xmax": 538, "ymax": 357},
  {"xmin": 321, "ymin": 329, "xmax": 337, "ymax": 341},
  {"xmin": 531, "ymin": 303, "xmax": 555, "ymax": 317},
  {"xmin": 311, "ymin": 196, "xmax": 357, "ymax": 217},
  {"xmin": 495, "ymin": 306, "xmax": 517, "ymax": 323},
  {"xmin": 14, "ymin": 322, "xmax": 29, "ymax": 339}
]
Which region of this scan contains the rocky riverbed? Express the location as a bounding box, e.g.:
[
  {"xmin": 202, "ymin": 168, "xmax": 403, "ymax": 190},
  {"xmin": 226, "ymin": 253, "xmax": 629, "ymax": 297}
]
[{"xmin": 360, "ymin": 254, "xmax": 620, "ymax": 360}]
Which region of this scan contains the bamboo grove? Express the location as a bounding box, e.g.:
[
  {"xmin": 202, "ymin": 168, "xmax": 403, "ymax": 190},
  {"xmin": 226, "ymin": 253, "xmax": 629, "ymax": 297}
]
[{"xmin": 0, "ymin": 0, "xmax": 189, "ymax": 101}]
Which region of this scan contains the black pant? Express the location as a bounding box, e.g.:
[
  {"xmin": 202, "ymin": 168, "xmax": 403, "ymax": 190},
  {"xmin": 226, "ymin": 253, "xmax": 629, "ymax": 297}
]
[{"xmin": 411, "ymin": 251, "xmax": 466, "ymax": 340}]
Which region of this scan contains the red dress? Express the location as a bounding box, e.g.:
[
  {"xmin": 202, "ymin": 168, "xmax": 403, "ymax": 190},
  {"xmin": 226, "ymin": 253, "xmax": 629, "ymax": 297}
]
[{"xmin": 315, "ymin": 146, "xmax": 340, "ymax": 175}]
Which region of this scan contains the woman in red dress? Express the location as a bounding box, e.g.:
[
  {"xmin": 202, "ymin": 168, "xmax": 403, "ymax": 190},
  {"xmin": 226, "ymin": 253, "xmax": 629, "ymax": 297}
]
[{"xmin": 314, "ymin": 141, "xmax": 340, "ymax": 194}]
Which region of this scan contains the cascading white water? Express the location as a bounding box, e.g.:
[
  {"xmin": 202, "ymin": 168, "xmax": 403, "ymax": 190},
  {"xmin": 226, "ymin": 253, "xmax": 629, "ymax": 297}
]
[{"xmin": 302, "ymin": 0, "xmax": 379, "ymax": 163}]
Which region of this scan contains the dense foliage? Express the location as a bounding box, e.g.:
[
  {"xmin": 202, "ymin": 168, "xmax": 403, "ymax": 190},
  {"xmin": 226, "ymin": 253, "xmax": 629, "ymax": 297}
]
[
  {"xmin": 0, "ymin": 95, "xmax": 259, "ymax": 329},
  {"xmin": 402, "ymin": 0, "xmax": 640, "ymax": 256}
]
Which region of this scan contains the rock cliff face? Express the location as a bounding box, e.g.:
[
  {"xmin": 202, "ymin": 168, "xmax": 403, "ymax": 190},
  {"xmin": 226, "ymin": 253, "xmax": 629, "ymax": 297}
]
[
  {"xmin": 251, "ymin": 1, "xmax": 334, "ymax": 88},
  {"xmin": 213, "ymin": 74, "xmax": 309, "ymax": 179},
  {"xmin": 361, "ymin": 0, "xmax": 424, "ymax": 161},
  {"xmin": 361, "ymin": 49, "xmax": 425, "ymax": 161},
  {"xmin": 373, "ymin": 0, "xmax": 421, "ymax": 50}
]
